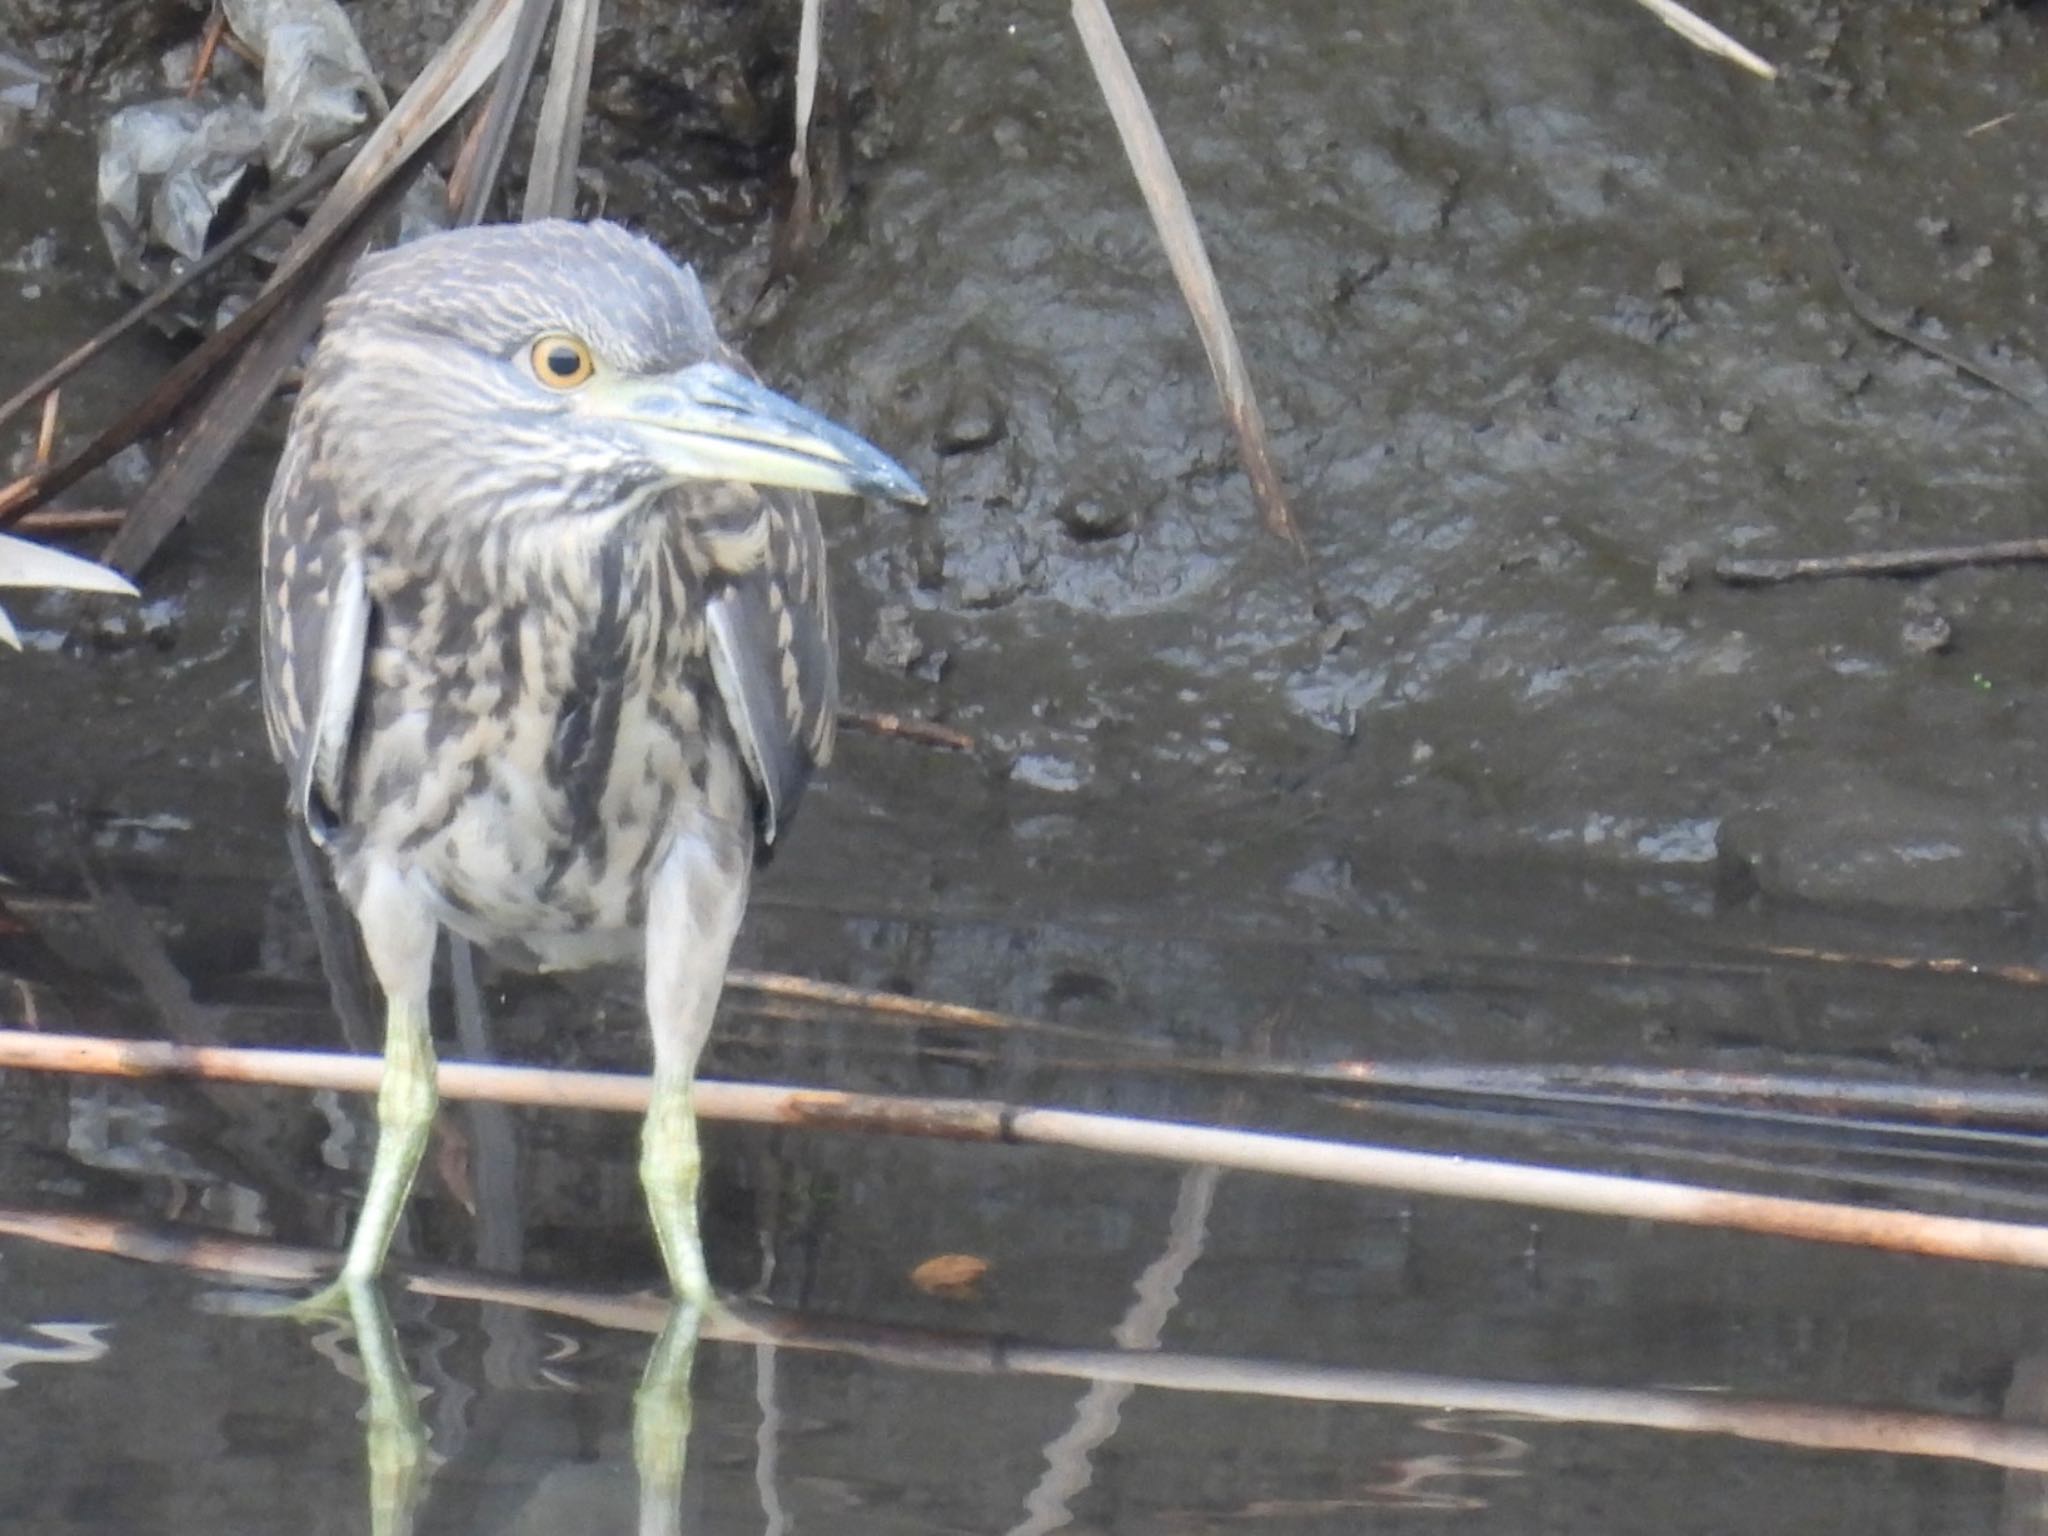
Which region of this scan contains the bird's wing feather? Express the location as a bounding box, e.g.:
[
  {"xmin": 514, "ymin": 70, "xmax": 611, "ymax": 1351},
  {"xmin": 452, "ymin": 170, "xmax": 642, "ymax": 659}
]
[
  {"xmin": 706, "ymin": 590, "xmax": 797, "ymax": 844},
  {"xmin": 260, "ymin": 416, "xmax": 371, "ymax": 841},
  {"xmin": 702, "ymin": 486, "xmax": 836, "ymax": 850},
  {"xmin": 297, "ymin": 548, "xmax": 370, "ymax": 842}
]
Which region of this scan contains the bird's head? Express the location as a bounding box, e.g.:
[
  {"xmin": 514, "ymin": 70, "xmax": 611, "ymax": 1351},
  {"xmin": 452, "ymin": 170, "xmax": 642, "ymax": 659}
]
[{"xmin": 302, "ymin": 220, "xmax": 923, "ymax": 553}]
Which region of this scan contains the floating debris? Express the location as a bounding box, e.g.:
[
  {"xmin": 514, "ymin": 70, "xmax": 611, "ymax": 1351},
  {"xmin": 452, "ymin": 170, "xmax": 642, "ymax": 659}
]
[
  {"xmin": 0, "ymin": 534, "xmax": 139, "ymax": 650},
  {"xmin": 221, "ymin": 0, "xmax": 385, "ymax": 177},
  {"xmin": 93, "ymin": 0, "xmax": 387, "ymax": 325}
]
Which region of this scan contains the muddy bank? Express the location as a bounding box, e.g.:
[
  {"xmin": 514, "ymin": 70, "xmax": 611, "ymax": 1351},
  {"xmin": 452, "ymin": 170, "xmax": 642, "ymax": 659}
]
[
  {"xmin": 755, "ymin": 0, "xmax": 2048, "ymax": 912},
  {"xmin": 4, "ymin": 0, "xmax": 2048, "ymax": 933}
]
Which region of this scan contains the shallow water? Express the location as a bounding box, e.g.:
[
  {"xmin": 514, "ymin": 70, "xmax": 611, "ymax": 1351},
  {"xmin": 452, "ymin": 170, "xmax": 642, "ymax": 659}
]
[
  {"xmin": 10, "ymin": 0, "xmax": 2048, "ymax": 1529},
  {"xmin": 8, "ymin": 851, "xmax": 2048, "ymax": 1532}
]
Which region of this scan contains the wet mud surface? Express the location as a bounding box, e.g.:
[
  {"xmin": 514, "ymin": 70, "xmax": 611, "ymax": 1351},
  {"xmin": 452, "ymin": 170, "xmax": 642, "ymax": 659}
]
[
  {"xmin": 4, "ymin": 1, "xmax": 2048, "ymax": 918},
  {"xmin": 7, "ymin": 0, "xmax": 2048, "ymax": 1531}
]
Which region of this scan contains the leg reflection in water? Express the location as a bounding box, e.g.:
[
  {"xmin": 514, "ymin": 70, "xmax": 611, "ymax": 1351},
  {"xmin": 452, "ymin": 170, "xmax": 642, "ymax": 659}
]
[
  {"xmin": 338, "ymin": 1278, "xmax": 431, "ymax": 1536},
  {"xmin": 323, "ymin": 1283, "xmax": 706, "ymax": 1536},
  {"xmin": 634, "ymin": 1301, "xmax": 707, "ymax": 1536}
]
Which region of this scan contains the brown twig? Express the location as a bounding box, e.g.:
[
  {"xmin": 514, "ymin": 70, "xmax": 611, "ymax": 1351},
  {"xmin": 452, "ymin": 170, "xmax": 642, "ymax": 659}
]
[
  {"xmin": 11, "ymin": 509, "xmax": 125, "ymax": 535},
  {"xmin": 217, "ymin": 28, "xmax": 263, "ymax": 69},
  {"xmin": 13, "ymin": 1027, "xmax": 2048, "ymax": 1268},
  {"xmin": 1829, "ymin": 233, "xmax": 2042, "ymax": 411},
  {"xmin": 0, "ymin": 1204, "xmax": 330, "ymax": 1282},
  {"xmin": 1713, "ymin": 241, "xmax": 2048, "ymax": 587},
  {"xmin": 520, "ymin": 0, "xmax": 598, "ymax": 221},
  {"xmin": 1755, "ymin": 942, "xmax": 2048, "ymax": 988},
  {"xmin": 449, "ymin": 0, "xmax": 557, "ymax": 226},
  {"xmin": 99, "ymin": 0, "xmax": 529, "ymax": 574},
  {"xmin": 186, "ymin": 4, "xmax": 228, "ymax": 99},
  {"xmin": 443, "ymin": 108, "xmax": 494, "ymax": 218},
  {"xmin": 0, "ymin": 139, "xmax": 355, "ymax": 440},
  {"xmin": 724, "ymin": 968, "xmax": 1079, "ymax": 1036},
  {"xmin": 1065, "ymin": 1050, "xmax": 2048, "ymax": 1138},
  {"xmin": 835, "ymin": 709, "xmax": 975, "ymax": 752},
  {"xmin": 1714, "ymin": 536, "xmax": 2048, "ymax": 587},
  {"xmin": 90, "ymin": 187, "xmax": 394, "ymax": 570},
  {"xmin": 33, "ymin": 389, "xmax": 59, "ymax": 469}
]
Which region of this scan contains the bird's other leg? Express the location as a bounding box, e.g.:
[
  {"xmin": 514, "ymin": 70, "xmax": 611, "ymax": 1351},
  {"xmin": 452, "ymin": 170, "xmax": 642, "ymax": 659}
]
[
  {"xmin": 298, "ymin": 861, "xmax": 440, "ymax": 1315},
  {"xmin": 641, "ymin": 826, "xmax": 749, "ymax": 1308},
  {"xmin": 349, "ymin": 862, "xmax": 442, "ymax": 1279}
]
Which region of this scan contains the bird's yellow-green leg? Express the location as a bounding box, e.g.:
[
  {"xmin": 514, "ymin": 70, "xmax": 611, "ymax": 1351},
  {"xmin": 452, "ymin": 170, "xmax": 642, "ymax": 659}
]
[
  {"xmin": 641, "ymin": 827, "xmax": 749, "ymax": 1309},
  {"xmin": 298, "ymin": 863, "xmax": 440, "ymax": 1319},
  {"xmin": 633, "ymin": 1300, "xmax": 705, "ymax": 1536},
  {"xmin": 641, "ymin": 1072, "xmax": 711, "ymax": 1305}
]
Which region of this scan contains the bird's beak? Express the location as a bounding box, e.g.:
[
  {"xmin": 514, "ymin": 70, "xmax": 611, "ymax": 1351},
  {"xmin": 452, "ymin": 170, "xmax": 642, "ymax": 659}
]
[{"xmin": 579, "ymin": 362, "xmax": 926, "ymax": 506}]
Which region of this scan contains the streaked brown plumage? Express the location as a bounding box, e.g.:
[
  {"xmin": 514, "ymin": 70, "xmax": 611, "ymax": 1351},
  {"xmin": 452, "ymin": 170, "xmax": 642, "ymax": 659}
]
[{"xmin": 259, "ymin": 219, "xmax": 921, "ymax": 1308}]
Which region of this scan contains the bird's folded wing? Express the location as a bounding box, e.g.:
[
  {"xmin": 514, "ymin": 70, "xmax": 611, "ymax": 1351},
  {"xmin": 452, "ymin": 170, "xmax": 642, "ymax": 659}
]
[
  {"xmin": 297, "ymin": 549, "xmax": 370, "ymax": 842},
  {"xmin": 260, "ymin": 424, "xmax": 372, "ymax": 841},
  {"xmin": 704, "ymin": 489, "xmax": 837, "ymax": 849}
]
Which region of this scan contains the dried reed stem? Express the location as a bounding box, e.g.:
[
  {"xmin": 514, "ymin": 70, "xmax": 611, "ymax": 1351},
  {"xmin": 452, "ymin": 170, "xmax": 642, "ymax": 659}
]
[
  {"xmin": 1068, "ymin": 0, "xmax": 1299, "ymax": 554},
  {"xmin": 9, "ymin": 1026, "xmax": 2048, "ymax": 1270}
]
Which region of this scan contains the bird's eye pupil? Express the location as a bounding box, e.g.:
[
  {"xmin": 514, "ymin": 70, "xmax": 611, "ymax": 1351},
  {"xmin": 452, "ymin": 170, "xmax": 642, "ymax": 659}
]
[{"xmin": 544, "ymin": 346, "xmax": 580, "ymax": 377}]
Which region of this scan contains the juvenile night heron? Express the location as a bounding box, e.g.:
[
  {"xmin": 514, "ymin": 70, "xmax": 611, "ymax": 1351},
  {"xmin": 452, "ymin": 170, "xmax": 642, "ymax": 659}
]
[{"xmin": 259, "ymin": 220, "xmax": 921, "ymax": 1306}]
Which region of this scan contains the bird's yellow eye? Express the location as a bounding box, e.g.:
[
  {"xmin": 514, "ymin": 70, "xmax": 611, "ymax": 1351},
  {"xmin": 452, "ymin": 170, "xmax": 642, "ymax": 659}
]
[{"xmin": 529, "ymin": 333, "xmax": 595, "ymax": 389}]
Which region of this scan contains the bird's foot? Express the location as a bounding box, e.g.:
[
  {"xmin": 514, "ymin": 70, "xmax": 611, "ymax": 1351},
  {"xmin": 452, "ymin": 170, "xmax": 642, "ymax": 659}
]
[
  {"xmin": 281, "ymin": 1275, "xmax": 373, "ymax": 1322},
  {"xmin": 195, "ymin": 1272, "xmax": 373, "ymax": 1322}
]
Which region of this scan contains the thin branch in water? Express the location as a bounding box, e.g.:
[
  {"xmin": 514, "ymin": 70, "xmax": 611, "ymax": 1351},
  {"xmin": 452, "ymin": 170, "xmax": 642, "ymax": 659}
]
[
  {"xmin": 1755, "ymin": 942, "xmax": 2048, "ymax": 988},
  {"xmin": 723, "ymin": 968, "xmax": 1081, "ymax": 1037},
  {"xmin": 0, "ymin": 1204, "xmax": 330, "ymax": 1283},
  {"xmin": 1321, "ymin": 1058, "xmax": 2048, "ymax": 1134},
  {"xmin": 0, "ymin": 139, "xmax": 354, "ymax": 437},
  {"xmin": 835, "ymin": 708, "xmax": 975, "ymax": 752},
  {"xmin": 1712, "ymin": 238, "xmax": 2048, "ymax": 586},
  {"xmin": 1828, "ymin": 232, "xmax": 2042, "ymax": 411},
  {"xmin": 1715, "ymin": 536, "xmax": 2048, "ymax": 587},
  {"xmin": 13, "ymin": 1027, "xmax": 2048, "ymax": 1269},
  {"xmin": 1067, "ymin": 0, "xmax": 1302, "ymax": 563},
  {"xmin": 1343, "ymin": 1090, "xmax": 2048, "ymax": 1224},
  {"xmin": 1066, "ymin": 1048, "xmax": 2048, "ymax": 1154},
  {"xmin": 1628, "ymin": 0, "xmax": 1778, "ymax": 80},
  {"xmin": 11, "ymin": 1203, "xmax": 2048, "ymax": 1476}
]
